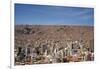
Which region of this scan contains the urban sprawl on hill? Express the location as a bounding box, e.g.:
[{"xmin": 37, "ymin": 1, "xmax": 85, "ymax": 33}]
[{"xmin": 14, "ymin": 25, "xmax": 94, "ymax": 65}]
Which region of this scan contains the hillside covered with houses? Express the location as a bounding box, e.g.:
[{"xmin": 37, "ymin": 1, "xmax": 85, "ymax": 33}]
[{"xmin": 14, "ymin": 25, "xmax": 94, "ymax": 65}]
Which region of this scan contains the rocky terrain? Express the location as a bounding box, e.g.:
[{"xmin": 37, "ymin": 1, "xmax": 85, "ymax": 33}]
[{"xmin": 14, "ymin": 25, "xmax": 94, "ymax": 65}]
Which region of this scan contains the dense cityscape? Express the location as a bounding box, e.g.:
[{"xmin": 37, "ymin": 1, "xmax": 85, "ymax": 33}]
[{"xmin": 14, "ymin": 25, "xmax": 94, "ymax": 65}]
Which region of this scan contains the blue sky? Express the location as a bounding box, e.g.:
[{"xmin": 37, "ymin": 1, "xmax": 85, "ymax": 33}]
[{"xmin": 15, "ymin": 4, "xmax": 94, "ymax": 26}]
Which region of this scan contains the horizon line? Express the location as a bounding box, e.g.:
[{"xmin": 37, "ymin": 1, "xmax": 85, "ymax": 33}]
[{"xmin": 15, "ymin": 24, "xmax": 94, "ymax": 26}]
